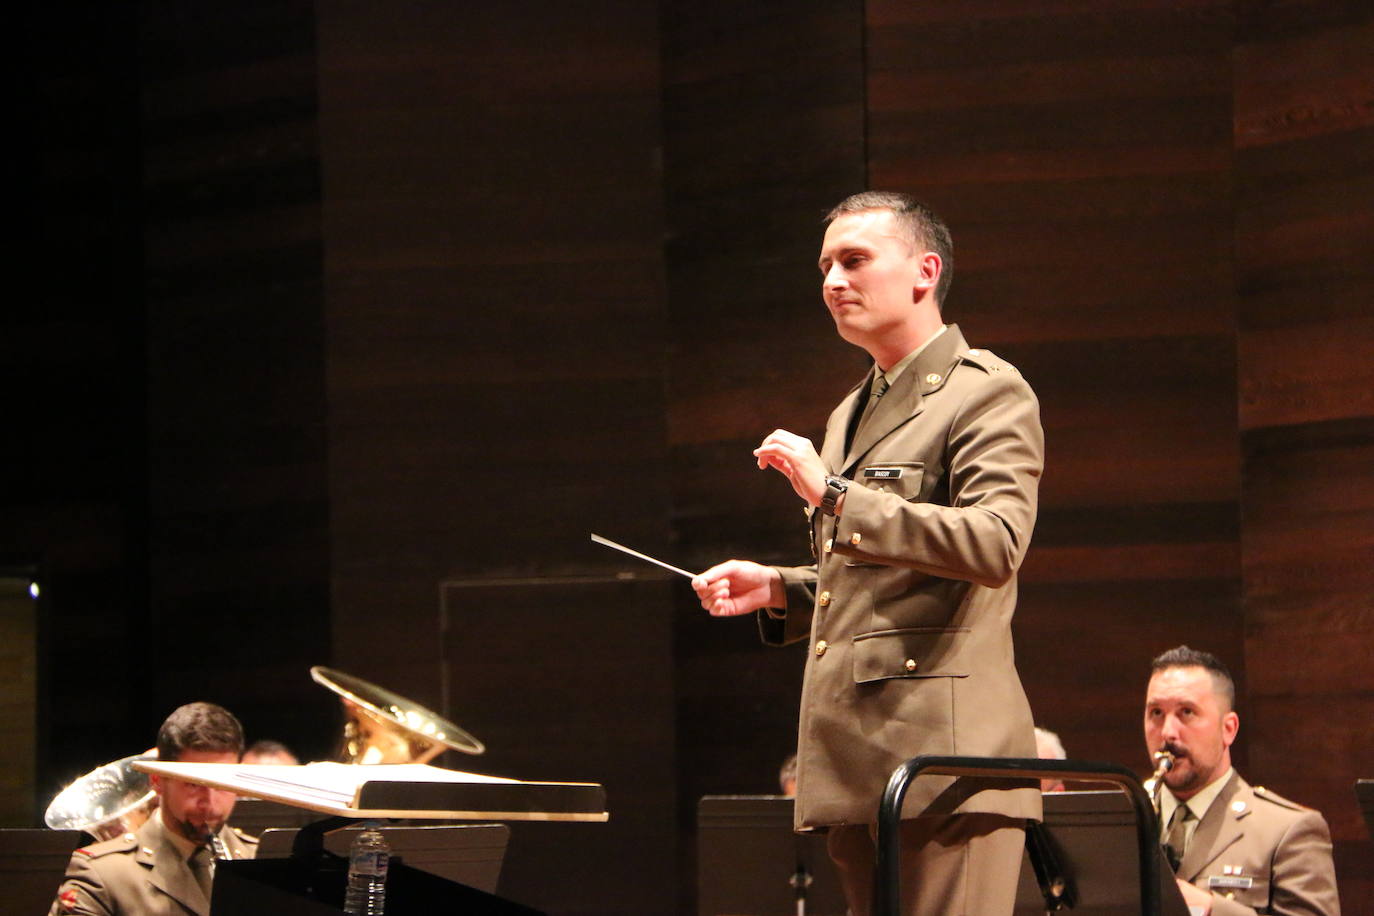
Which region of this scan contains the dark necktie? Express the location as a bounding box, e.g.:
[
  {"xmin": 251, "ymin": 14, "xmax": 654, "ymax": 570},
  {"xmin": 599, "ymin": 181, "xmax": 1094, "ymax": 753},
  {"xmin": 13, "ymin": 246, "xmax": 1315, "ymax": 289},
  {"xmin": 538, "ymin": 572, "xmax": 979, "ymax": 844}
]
[
  {"xmin": 1163, "ymin": 804, "xmax": 1194, "ymax": 873},
  {"xmin": 189, "ymin": 845, "xmax": 214, "ymax": 901},
  {"xmin": 855, "ymin": 372, "xmax": 890, "ymax": 435}
]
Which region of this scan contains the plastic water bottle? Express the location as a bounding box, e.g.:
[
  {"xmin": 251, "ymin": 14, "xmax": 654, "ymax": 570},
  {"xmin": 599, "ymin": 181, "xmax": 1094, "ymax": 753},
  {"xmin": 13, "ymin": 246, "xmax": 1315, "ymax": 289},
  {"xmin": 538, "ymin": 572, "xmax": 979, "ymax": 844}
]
[{"xmin": 343, "ymin": 826, "xmax": 390, "ymax": 915}]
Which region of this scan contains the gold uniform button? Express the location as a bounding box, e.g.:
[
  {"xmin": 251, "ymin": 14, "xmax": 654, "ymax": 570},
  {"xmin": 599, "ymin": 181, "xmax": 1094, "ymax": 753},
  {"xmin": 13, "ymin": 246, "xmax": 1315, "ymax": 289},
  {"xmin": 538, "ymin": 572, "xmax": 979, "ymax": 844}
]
[
  {"xmin": 925, "ymin": 372, "xmax": 942, "ymax": 385},
  {"xmin": 815, "ymin": 640, "xmax": 829, "ymax": 657},
  {"xmin": 818, "ymin": 591, "xmax": 831, "ymax": 606},
  {"xmin": 850, "ymin": 532, "xmax": 862, "ymax": 546},
  {"xmin": 824, "ymin": 538, "xmax": 833, "ymax": 552},
  {"xmin": 1226, "ymin": 893, "xmax": 1235, "ymax": 900},
  {"xmin": 903, "ymin": 658, "xmax": 918, "ymax": 673}
]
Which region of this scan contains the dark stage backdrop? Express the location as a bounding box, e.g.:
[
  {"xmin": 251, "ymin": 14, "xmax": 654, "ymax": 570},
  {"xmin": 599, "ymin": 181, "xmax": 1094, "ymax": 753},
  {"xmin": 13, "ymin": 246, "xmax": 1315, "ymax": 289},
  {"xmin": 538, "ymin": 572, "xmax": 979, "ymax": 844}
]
[{"xmin": 10, "ymin": 0, "xmax": 1372, "ymax": 912}]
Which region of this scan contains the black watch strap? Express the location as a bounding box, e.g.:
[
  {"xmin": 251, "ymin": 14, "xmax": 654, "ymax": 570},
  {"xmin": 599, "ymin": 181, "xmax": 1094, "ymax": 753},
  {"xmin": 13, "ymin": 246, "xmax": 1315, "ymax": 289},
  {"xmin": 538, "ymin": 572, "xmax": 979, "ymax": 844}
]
[{"xmin": 821, "ymin": 475, "xmax": 848, "ymax": 516}]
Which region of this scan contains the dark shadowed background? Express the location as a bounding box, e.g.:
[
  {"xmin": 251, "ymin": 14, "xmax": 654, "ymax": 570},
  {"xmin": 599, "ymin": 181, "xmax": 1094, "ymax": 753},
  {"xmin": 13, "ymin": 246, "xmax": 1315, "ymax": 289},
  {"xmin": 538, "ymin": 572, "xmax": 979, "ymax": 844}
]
[{"xmin": 8, "ymin": 1, "xmax": 1372, "ymax": 912}]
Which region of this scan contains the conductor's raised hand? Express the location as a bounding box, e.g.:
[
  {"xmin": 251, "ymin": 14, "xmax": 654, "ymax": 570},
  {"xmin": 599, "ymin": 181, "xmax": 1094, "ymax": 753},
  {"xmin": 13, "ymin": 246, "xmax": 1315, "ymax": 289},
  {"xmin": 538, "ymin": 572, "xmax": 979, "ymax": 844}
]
[
  {"xmin": 754, "ymin": 429, "xmax": 827, "ymax": 507},
  {"xmin": 691, "ymin": 560, "xmax": 784, "ymax": 617}
]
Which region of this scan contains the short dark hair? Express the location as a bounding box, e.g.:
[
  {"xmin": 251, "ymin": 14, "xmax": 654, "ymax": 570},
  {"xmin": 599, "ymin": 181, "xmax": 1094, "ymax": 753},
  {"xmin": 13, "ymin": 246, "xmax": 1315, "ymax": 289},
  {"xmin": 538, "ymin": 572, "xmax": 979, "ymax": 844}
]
[
  {"xmin": 1150, "ymin": 645, "xmax": 1236, "ymax": 712},
  {"xmin": 156, "ymin": 702, "xmax": 245, "ymax": 762},
  {"xmin": 826, "ymin": 191, "xmax": 955, "ymax": 305},
  {"xmin": 245, "ymin": 739, "xmax": 293, "ymax": 758}
]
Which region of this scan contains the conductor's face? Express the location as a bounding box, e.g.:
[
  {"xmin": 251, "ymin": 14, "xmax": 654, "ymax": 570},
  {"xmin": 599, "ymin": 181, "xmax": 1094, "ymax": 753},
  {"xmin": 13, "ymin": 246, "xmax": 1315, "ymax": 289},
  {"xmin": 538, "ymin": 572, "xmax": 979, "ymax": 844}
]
[
  {"xmin": 818, "ymin": 209, "xmax": 930, "ymax": 353},
  {"xmin": 1143, "ymin": 665, "xmax": 1238, "ymax": 801},
  {"xmin": 152, "ymin": 748, "xmax": 241, "ymax": 844}
]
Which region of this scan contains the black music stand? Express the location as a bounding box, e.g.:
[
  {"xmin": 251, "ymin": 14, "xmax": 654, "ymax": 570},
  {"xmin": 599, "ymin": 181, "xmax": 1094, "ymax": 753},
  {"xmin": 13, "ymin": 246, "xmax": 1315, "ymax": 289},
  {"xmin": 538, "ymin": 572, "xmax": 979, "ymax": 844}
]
[
  {"xmin": 0, "ymin": 828, "xmax": 82, "ymax": 914},
  {"xmin": 213, "ymin": 818, "xmax": 540, "ymax": 915},
  {"xmin": 876, "ymin": 756, "xmax": 1190, "ymax": 916},
  {"xmin": 256, "ymin": 822, "xmax": 510, "ymax": 894},
  {"xmin": 233, "ymin": 796, "xmax": 321, "ymax": 834},
  {"xmin": 1013, "ymin": 791, "xmax": 1191, "ymax": 915},
  {"xmin": 1356, "ymin": 779, "xmax": 1374, "ymax": 839},
  {"xmin": 697, "ymin": 795, "xmax": 848, "ymax": 916}
]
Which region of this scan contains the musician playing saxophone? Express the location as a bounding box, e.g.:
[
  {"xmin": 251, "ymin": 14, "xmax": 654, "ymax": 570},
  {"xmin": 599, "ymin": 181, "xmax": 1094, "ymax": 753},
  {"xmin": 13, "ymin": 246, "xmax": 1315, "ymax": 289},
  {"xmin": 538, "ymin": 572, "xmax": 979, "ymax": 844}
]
[
  {"xmin": 1144, "ymin": 647, "xmax": 1340, "ymax": 916},
  {"xmin": 50, "ymin": 702, "xmax": 257, "ymax": 916}
]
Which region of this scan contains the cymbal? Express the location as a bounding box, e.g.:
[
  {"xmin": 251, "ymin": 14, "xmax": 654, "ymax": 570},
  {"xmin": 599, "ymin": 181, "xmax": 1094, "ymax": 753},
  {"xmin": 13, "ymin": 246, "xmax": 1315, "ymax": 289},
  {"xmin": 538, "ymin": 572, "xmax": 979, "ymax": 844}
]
[{"xmin": 310, "ymin": 665, "xmax": 485, "ymax": 764}]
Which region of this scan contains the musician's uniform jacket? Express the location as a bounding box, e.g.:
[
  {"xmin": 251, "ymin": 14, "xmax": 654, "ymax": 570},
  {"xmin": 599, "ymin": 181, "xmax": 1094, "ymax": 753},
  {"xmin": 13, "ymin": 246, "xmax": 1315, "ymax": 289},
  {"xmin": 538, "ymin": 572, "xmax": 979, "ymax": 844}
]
[
  {"xmin": 49, "ymin": 814, "xmax": 257, "ymax": 916},
  {"xmin": 1175, "ymin": 772, "xmax": 1340, "ymax": 916},
  {"xmin": 762, "ymin": 325, "xmax": 1043, "ymax": 830}
]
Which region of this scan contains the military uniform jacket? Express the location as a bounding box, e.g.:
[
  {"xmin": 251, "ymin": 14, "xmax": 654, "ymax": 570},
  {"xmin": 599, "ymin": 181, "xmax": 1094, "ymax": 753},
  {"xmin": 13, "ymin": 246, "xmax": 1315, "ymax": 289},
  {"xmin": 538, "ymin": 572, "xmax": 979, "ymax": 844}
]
[
  {"xmin": 1176, "ymin": 772, "xmax": 1340, "ymax": 916},
  {"xmin": 763, "ymin": 325, "xmax": 1044, "ymax": 830},
  {"xmin": 50, "ymin": 814, "xmax": 258, "ymax": 916}
]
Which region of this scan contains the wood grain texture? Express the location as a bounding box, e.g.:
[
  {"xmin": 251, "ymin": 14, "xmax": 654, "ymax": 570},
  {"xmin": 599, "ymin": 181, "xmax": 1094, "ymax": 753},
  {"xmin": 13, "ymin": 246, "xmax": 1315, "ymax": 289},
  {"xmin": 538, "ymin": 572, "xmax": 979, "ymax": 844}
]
[
  {"xmin": 138, "ymin": 0, "xmax": 335, "ymax": 757},
  {"xmin": 865, "ymin": 0, "xmax": 1244, "ymax": 816},
  {"xmin": 661, "ymin": 2, "xmax": 866, "ymax": 910},
  {"xmin": 315, "ymin": 2, "xmax": 671, "ymax": 911},
  {"xmin": 1236, "ymin": 5, "xmax": 1374, "ymax": 910}
]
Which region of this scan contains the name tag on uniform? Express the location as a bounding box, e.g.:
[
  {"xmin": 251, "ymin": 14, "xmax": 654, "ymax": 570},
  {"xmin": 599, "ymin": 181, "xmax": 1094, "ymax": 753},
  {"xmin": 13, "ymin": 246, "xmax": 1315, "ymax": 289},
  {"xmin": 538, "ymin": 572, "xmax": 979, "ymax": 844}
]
[
  {"xmin": 863, "ymin": 467, "xmax": 904, "ymax": 479},
  {"xmin": 1207, "ymin": 875, "xmax": 1253, "ymax": 890}
]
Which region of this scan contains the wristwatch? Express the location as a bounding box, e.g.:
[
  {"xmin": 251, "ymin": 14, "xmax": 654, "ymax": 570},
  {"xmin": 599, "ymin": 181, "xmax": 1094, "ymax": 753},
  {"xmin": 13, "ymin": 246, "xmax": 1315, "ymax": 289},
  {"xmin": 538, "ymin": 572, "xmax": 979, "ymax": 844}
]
[{"xmin": 821, "ymin": 475, "xmax": 848, "ymax": 516}]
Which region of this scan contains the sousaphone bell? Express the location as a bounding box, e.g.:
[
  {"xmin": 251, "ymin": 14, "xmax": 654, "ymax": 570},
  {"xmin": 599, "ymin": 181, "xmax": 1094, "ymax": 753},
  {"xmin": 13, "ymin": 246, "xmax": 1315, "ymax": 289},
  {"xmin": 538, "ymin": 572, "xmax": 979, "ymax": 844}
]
[
  {"xmin": 310, "ymin": 665, "xmax": 484, "ymax": 764},
  {"xmin": 45, "ymin": 753, "xmax": 158, "ymax": 841}
]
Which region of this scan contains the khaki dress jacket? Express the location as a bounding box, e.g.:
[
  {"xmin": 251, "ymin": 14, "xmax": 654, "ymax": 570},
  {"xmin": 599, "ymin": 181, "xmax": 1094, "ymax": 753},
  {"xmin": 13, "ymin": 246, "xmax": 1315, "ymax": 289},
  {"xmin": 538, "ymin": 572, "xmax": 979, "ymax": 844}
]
[
  {"xmin": 764, "ymin": 325, "xmax": 1044, "ymax": 830},
  {"xmin": 1177, "ymin": 772, "xmax": 1340, "ymax": 916},
  {"xmin": 50, "ymin": 814, "xmax": 258, "ymax": 916}
]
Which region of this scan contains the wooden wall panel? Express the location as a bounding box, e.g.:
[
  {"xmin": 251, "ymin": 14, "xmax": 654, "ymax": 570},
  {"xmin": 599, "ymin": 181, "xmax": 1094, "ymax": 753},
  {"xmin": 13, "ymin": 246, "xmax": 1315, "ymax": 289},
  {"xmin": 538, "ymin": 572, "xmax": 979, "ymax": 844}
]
[
  {"xmin": 661, "ymin": 1, "xmax": 865, "ymax": 911},
  {"xmin": 1235, "ymin": 4, "xmax": 1374, "ymax": 909},
  {"xmin": 866, "ymin": 0, "xmax": 1241, "ymax": 780},
  {"xmin": 138, "ymin": 0, "xmax": 337, "ymax": 759},
  {"xmin": 314, "ymin": 2, "xmax": 670, "ymax": 911},
  {"xmin": 439, "ymin": 578, "xmax": 674, "ymax": 913}
]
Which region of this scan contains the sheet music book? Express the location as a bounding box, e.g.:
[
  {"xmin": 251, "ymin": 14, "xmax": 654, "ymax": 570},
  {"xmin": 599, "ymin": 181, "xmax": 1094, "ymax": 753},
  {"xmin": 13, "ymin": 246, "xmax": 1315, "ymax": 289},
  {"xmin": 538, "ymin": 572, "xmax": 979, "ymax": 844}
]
[{"xmin": 134, "ymin": 761, "xmax": 608, "ymax": 822}]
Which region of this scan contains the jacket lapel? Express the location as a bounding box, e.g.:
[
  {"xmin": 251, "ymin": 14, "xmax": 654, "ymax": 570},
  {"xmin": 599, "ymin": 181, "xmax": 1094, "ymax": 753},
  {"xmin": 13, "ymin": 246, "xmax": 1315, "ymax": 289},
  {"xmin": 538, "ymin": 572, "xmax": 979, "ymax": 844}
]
[
  {"xmin": 1180, "ymin": 772, "xmax": 1247, "ymax": 881},
  {"xmin": 841, "ymin": 325, "xmax": 967, "ymax": 474},
  {"xmin": 142, "ymin": 816, "xmax": 210, "ymax": 916},
  {"xmin": 822, "ymin": 378, "xmax": 865, "ymax": 475}
]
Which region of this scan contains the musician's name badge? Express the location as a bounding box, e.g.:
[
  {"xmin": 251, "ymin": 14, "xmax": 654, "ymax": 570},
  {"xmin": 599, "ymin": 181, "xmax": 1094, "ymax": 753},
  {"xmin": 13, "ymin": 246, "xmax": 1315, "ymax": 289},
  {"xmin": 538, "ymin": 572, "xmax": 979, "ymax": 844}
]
[
  {"xmin": 863, "ymin": 467, "xmax": 904, "ymax": 479},
  {"xmin": 1207, "ymin": 875, "xmax": 1254, "ymax": 890}
]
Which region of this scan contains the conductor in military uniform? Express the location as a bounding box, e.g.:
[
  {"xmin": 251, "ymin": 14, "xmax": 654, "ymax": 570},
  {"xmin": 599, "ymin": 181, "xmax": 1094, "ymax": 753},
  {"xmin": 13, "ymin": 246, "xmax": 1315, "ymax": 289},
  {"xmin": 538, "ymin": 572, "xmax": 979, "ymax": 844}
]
[
  {"xmin": 692, "ymin": 191, "xmax": 1043, "ymax": 915},
  {"xmin": 1145, "ymin": 646, "xmax": 1341, "ymax": 916},
  {"xmin": 50, "ymin": 702, "xmax": 258, "ymax": 915}
]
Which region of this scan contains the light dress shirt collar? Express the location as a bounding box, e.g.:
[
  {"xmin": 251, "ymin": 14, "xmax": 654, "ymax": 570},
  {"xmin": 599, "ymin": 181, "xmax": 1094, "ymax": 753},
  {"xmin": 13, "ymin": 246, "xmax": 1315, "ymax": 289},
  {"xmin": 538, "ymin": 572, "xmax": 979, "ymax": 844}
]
[
  {"xmin": 877, "ymin": 324, "xmax": 948, "ymax": 385},
  {"xmin": 1160, "ymin": 766, "xmax": 1233, "ymax": 838}
]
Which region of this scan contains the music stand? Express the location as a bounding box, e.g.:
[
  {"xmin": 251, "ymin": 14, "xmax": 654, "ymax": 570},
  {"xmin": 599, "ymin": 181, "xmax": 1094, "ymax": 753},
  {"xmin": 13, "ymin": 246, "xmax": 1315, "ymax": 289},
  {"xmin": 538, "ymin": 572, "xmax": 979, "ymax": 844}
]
[
  {"xmin": 256, "ymin": 823, "xmax": 510, "ymax": 894},
  {"xmin": 876, "ymin": 757, "xmax": 1191, "ymax": 916},
  {"xmin": 1356, "ymin": 780, "xmax": 1374, "ymax": 839},
  {"xmin": 233, "ymin": 797, "xmax": 321, "ymax": 834},
  {"xmin": 1013, "ymin": 791, "xmax": 1191, "ymax": 915},
  {"xmin": 0, "ymin": 828, "xmax": 82, "ymax": 913},
  {"xmin": 697, "ymin": 795, "xmax": 848, "ymax": 916}
]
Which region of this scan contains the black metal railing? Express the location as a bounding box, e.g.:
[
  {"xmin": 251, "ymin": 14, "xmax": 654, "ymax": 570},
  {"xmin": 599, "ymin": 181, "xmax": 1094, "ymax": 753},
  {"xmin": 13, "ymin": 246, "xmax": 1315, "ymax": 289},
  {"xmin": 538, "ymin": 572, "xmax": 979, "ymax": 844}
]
[{"xmin": 874, "ymin": 756, "xmax": 1162, "ymax": 916}]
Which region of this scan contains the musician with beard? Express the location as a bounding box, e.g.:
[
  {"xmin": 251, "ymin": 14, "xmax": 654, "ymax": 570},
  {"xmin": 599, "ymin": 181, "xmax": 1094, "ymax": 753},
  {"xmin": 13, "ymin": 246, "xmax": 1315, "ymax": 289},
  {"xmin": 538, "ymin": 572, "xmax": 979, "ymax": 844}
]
[
  {"xmin": 50, "ymin": 702, "xmax": 258, "ymax": 916},
  {"xmin": 1144, "ymin": 647, "xmax": 1340, "ymax": 916}
]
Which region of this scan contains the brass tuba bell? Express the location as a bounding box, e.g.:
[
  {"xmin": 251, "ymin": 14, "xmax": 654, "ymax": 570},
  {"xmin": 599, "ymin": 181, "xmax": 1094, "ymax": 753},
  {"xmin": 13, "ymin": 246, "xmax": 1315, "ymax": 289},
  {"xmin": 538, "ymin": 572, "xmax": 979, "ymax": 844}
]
[
  {"xmin": 310, "ymin": 665, "xmax": 485, "ymax": 765},
  {"xmin": 45, "ymin": 753, "xmax": 159, "ymax": 841}
]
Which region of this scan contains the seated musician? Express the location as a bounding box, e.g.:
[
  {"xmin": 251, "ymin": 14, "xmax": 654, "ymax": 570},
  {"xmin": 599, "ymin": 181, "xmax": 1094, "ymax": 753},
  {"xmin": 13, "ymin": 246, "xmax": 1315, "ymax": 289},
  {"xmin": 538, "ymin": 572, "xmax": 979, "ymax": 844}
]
[
  {"xmin": 1144, "ymin": 646, "xmax": 1340, "ymax": 916},
  {"xmin": 50, "ymin": 702, "xmax": 257, "ymax": 915}
]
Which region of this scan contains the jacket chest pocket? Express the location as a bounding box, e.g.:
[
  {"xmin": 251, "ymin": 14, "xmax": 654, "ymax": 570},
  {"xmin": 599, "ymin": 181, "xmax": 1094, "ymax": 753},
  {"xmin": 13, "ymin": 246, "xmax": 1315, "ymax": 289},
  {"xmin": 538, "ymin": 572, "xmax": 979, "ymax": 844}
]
[
  {"xmin": 852, "ymin": 626, "xmax": 970, "ymax": 683},
  {"xmin": 857, "ymin": 461, "xmax": 925, "ymax": 501}
]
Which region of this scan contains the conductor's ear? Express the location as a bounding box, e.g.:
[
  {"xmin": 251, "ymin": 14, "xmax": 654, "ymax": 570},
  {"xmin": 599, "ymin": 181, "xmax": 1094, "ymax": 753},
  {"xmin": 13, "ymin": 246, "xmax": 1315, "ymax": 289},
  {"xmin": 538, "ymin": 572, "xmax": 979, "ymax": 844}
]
[{"xmin": 913, "ymin": 251, "xmax": 941, "ymax": 300}]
